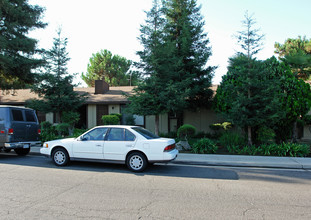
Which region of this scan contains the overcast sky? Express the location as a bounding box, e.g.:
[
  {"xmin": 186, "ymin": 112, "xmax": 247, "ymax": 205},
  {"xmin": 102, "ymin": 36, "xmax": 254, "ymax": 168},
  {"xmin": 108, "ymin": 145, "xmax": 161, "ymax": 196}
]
[{"xmin": 28, "ymin": 0, "xmax": 311, "ymax": 87}]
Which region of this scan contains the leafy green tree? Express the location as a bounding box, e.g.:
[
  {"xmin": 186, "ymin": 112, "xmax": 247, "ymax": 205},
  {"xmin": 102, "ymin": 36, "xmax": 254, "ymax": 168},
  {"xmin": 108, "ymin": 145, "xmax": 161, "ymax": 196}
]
[
  {"xmin": 275, "ymin": 36, "xmax": 311, "ymax": 79},
  {"xmin": 265, "ymin": 57, "xmax": 311, "ymax": 142},
  {"xmin": 215, "ymin": 55, "xmax": 283, "ymax": 145},
  {"xmin": 26, "ymin": 29, "xmax": 87, "ymax": 122},
  {"xmin": 81, "ymin": 49, "xmax": 140, "ymax": 87},
  {"xmin": 0, "ymin": 0, "xmax": 46, "ymax": 89},
  {"xmin": 215, "ymin": 12, "xmax": 279, "ymax": 146}
]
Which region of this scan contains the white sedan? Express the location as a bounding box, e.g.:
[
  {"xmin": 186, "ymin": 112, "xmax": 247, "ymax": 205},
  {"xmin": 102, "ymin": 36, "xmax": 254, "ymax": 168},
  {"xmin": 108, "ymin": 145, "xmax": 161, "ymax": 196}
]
[{"xmin": 40, "ymin": 125, "xmax": 178, "ymax": 172}]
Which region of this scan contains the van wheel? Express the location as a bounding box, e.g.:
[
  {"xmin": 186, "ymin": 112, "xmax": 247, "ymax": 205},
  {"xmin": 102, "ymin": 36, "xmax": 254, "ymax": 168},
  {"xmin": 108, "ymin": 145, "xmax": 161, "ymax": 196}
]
[
  {"xmin": 52, "ymin": 148, "xmax": 69, "ymax": 166},
  {"xmin": 14, "ymin": 148, "xmax": 30, "ymax": 156}
]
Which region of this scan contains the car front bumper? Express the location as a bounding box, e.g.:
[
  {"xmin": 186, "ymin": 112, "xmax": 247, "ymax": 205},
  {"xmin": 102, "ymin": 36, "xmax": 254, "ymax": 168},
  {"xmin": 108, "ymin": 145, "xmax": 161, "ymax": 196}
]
[{"xmin": 40, "ymin": 147, "xmax": 51, "ymax": 157}]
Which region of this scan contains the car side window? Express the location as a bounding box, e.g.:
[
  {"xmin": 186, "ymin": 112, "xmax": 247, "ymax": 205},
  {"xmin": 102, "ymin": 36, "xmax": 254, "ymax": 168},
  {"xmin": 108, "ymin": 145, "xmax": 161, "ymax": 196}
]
[
  {"xmin": 107, "ymin": 128, "xmax": 124, "ymax": 141},
  {"xmin": 12, "ymin": 109, "xmax": 24, "ymax": 121},
  {"xmin": 125, "ymin": 129, "xmax": 136, "ymax": 141},
  {"xmin": 83, "ymin": 128, "xmax": 108, "ymax": 141}
]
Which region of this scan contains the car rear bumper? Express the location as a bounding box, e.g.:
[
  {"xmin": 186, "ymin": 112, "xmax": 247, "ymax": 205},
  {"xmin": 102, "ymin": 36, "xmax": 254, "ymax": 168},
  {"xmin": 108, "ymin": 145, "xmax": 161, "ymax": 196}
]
[
  {"xmin": 149, "ymin": 149, "xmax": 179, "ymax": 163},
  {"xmin": 4, "ymin": 141, "xmax": 41, "ymax": 149}
]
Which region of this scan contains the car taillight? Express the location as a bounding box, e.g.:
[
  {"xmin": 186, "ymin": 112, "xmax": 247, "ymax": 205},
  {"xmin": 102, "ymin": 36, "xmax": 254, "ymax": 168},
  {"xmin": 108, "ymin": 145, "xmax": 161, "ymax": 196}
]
[
  {"xmin": 164, "ymin": 143, "xmax": 176, "ymax": 152},
  {"xmin": 38, "ymin": 129, "xmax": 41, "ymax": 135},
  {"xmin": 8, "ymin": 128, "xmax": 14, "ymax": 135}
]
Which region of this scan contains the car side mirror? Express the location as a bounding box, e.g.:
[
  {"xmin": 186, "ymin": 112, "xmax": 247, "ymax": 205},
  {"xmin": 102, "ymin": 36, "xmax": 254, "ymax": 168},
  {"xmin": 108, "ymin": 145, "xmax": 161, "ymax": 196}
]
[{"xmin": 78, "ymin": 136, "xmax": 88, "ymax": 141}]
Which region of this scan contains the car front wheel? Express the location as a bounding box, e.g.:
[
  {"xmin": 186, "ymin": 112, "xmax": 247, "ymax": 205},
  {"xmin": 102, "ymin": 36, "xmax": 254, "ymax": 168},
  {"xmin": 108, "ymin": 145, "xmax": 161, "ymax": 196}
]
[
  {"xmin": 52, "ymin": 148, "xmax": 69, "ymax": 166},
  {"xmin": 126, "ymin": 152, "xmax": 147, "ymax": 172}
]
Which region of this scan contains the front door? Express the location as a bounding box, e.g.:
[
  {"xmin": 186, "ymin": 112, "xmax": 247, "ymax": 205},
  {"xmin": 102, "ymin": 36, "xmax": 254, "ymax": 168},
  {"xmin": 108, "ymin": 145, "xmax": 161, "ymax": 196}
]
[
  {"xmin": 72, "ymin": 127, "xmax": 108, "ymax": 159},
  {"xmin": 104, "ymin": 128, "xmax": 136, "ymax": 161}
]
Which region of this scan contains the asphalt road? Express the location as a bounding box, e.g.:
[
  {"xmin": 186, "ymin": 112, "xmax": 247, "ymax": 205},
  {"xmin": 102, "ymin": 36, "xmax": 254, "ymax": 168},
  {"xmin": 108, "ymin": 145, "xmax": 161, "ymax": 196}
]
[{"xmin": 1, "ymin": 153, "xmax": 311, "ymax": 220}]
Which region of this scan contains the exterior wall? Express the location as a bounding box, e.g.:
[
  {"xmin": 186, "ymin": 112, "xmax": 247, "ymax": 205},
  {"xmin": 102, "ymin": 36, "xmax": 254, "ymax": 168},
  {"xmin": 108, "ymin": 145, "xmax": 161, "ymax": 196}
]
[
  {"xmin": 87, "ymin": 105, "xmax": 97, "ymax": 129},
  {"xmin": 183, "ymin": 109, "xmax": 223, "ymax": 133},
  {"xmin": 108, "ymin": 104, "xmax": 120, "ymax": 114},
  {"xmin": 46, "ymin": 113, "xmax": 53, "ymax": 124},
  {"xmin": 145, "ymin": 114, "xmax": 169, "ymax": 134},
  {"xmin": 303, "ymin": 126, "xmax": 311, "ymax": 140},
  {"xmin": 302, "ymin": 110, "xmax": 311, "ymax": 140}
]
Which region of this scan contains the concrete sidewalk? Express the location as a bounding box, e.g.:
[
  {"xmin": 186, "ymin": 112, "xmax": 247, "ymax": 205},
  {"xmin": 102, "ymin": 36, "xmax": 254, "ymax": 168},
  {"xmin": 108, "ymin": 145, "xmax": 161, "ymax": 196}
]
[
  {"xmin": 173, "ymin": 153, "xmax": 311, "ymax": 169},
  {"xmin": 30, "ymin": 146, "xmax": 311, "ymax": 169}
]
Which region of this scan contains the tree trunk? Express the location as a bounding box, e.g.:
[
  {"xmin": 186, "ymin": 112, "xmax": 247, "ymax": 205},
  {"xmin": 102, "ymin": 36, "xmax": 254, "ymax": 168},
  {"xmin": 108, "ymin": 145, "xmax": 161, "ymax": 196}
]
[
  {"xmin": 248, "ymin": 126, "xmax": 252, "ymax": 146},
  {"xmin": 292, "ymin": 120, "xmax": 298, "ymax": 143},
  {"xmin": 155, "ymin": 114, "xmax": 159, "ymax": 136}
]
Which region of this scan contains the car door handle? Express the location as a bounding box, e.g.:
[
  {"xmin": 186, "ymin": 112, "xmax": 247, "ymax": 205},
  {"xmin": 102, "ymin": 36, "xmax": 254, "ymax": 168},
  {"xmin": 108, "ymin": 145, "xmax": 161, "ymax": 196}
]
[
  {"xmin": 126, "ymin": 145, "xmax": 134, "ymax": 147},
  {"xmin": 96, "ymin": 145, "xmax": 101, "ymax": 147}
]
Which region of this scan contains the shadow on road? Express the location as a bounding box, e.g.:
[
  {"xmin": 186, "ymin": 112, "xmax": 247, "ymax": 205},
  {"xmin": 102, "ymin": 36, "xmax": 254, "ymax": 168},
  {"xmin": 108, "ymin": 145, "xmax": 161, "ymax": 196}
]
[{"xmin": 1, "ymin": 153, "xmax": 310, "ymax": 183}]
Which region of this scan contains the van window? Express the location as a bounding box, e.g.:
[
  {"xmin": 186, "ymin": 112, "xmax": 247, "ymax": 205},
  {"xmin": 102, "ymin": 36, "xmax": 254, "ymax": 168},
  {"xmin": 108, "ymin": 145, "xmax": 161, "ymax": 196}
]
[
  {"xmin": 12, "ymin": 109, "xmax": 24, "ymax": 121},
  {"xmin": 0, "ymin": 108, "xmax": 4, "ymax": 123},
  {"xmin": 25, "ymin": 110, "xmax": 36, "ymax": 122}
]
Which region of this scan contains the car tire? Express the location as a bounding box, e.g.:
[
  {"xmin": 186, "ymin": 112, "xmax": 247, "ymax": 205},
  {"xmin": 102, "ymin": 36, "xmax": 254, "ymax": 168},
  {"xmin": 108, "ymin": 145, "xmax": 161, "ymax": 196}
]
[
  {"xmin": 4, "ymin": 148, "xmax": 11, "ymax": 153},
  {"xmin": 14, "ymin": 148, "xmax": 30, "ymax": 156},
  {"xmin": 126, "ymin": 152, "xmax": 147, "ymax": 172},
  {"xmin": 52, "ymin": 148, "xmax": 69, "ymax": 166}
]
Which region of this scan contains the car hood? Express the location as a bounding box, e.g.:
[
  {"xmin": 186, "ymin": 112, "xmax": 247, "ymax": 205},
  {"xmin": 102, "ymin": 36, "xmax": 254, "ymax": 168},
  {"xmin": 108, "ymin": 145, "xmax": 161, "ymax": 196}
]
[{"xmin": 47, "ymin": 138, "xmax": 75, "ymax": 144}]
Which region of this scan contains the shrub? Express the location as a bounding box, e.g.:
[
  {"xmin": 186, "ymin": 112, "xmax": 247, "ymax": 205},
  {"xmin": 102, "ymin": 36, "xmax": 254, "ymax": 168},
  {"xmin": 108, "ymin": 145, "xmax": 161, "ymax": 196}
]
[
  {"xmin": 110, "ymin": 113, "xmax": 122, "ymax": 121},
  {"xmin": 192, "ymin": 138, "xmax": 218, "ymax": 154},
  {"xmin": 256, "ymin": 126, "xmax": 275, "ymax": 144},
  {"xmin": 102, "ymin": 115, "xmax": 120, "ymax": 125},
  {"xmin": 72, "ymin": 128, "xmax": 88, "ymax": 138},
  {"xmin": 210, "ymin": 122, "xmax": 232, "ymax": 131},
  {"xmin": 55, "ymin": 123, "xmax": 70, "ymax": 136},
  {"xmin": 227, "ymin": 142, "xmax": 310, "ymax": 157},
  {"xmin": 40, "ymin": 121, "xmax": 59, "ymax": 142},
  {"xmin": 125, "ymin": 115, "xmax": 135, "ymax": 125},
  {"xmin": 177, "ymin": 124, "xmax": 196, "ymax": 140},
  {"xmin": 219, "ymin": 132, "xmax": 246, "ymax": 148},
  {"xmin": 159, "ymin": 132, "xmax": 177, "ymax": 138}
]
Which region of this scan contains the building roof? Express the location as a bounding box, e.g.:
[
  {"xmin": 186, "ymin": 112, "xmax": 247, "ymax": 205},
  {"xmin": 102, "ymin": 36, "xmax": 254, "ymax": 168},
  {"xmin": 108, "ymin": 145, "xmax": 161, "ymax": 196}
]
[
  {"xmin": 0, "ymin": 86, "xmax": 136, "ymax": 105},
  {"xmin": 0, "ymin": 84, "xmax": 218, "ymax": 105}
]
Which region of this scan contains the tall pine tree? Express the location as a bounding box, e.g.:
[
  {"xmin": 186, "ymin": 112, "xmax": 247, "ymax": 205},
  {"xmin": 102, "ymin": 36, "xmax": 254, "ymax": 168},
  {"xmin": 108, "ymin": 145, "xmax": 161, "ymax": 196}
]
[
  {"xmin": 0, "ymin": 0, "xmax": 46, "ymax": 89},
  {"xmin": 128, "ymin": 0, "xmax": 215, "ymax": 134},
  {"xmin": 165, "ymin": 0, "xmax": 215, "ymax": 109},
  {"xmin": 128, "ymin": 0, "xmax": 183, "ymax": 134},
  {"xmin": 26, "ymin": 28, "xmax": 86, "ymax": 122}
]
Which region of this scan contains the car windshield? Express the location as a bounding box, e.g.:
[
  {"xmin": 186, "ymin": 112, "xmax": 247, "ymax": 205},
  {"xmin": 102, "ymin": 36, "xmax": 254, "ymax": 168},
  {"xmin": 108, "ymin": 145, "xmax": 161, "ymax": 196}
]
[{"xmin": 132, "ymin": 127, "xmax": 159, "ymax": 139}]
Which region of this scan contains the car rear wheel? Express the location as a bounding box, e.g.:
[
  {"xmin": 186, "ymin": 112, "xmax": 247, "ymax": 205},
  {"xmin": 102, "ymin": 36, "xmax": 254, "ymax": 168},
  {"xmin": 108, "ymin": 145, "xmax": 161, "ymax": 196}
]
[
  {"xmin": 14, "ymin": 148, "xmax": 30, "ymax": 156},
  {"xmin": 126, "ymin": 152, "xmax": 147, "ymax": 172},
  {"xmin": 52, "ymin": 148, "xmax": 69, "ymax": 166}
]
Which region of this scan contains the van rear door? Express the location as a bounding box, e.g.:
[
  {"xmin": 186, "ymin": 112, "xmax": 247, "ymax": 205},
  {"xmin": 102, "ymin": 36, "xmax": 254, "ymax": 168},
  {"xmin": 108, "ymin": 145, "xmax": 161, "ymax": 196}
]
[
  {"xmin": 0, "ymin": 108, "xmax": 6, "ymax": 146},
  {"xmin": 10, "ymin": 108, "xmax": 26, "ymax": 142},
  {"xmin": 24, "ymin": 109, "xmax": 40, "ymax": 141}
]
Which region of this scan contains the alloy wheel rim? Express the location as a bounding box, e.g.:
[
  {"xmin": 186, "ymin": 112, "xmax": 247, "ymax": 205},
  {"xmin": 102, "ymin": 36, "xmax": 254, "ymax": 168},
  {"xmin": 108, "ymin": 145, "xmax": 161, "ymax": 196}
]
[
  {"xmin": 130, "ymin": 155, "xmax": 143, "ymax": 170},
  {"xmin": 54, "ymin": 151, "xmax": 66, "ymax": 165}
]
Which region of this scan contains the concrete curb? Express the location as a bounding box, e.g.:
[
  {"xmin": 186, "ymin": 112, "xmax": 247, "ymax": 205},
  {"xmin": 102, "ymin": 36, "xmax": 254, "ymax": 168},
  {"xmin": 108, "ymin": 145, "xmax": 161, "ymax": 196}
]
[{"xmin": 29, "ymin": 147, "xmax": 311, "ymax": 170}]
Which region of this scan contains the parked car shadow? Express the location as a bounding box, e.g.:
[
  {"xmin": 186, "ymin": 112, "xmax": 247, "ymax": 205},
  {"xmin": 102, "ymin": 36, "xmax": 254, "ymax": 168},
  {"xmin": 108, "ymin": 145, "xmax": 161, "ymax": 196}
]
[
  {"xmin": 1, "ymin": 153, "xmax": 311, "ymax": 184},
  {"xmin": 0, "ymin": 153, "xmax": 239, "ymax": 180}
]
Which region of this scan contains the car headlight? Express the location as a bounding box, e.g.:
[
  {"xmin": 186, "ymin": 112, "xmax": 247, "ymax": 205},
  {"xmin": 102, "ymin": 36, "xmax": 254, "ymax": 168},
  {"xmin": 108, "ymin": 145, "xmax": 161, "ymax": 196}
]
[{"xmin": 43, "ymin": 143, "xmax": 48, "ymax": 148}]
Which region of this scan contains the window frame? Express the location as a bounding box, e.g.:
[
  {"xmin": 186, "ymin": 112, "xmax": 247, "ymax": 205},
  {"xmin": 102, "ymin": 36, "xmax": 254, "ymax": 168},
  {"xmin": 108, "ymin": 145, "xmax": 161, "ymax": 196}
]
[{"xmin": 105, "ymin": 128, "xmax": 136, "ymax": 142}]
